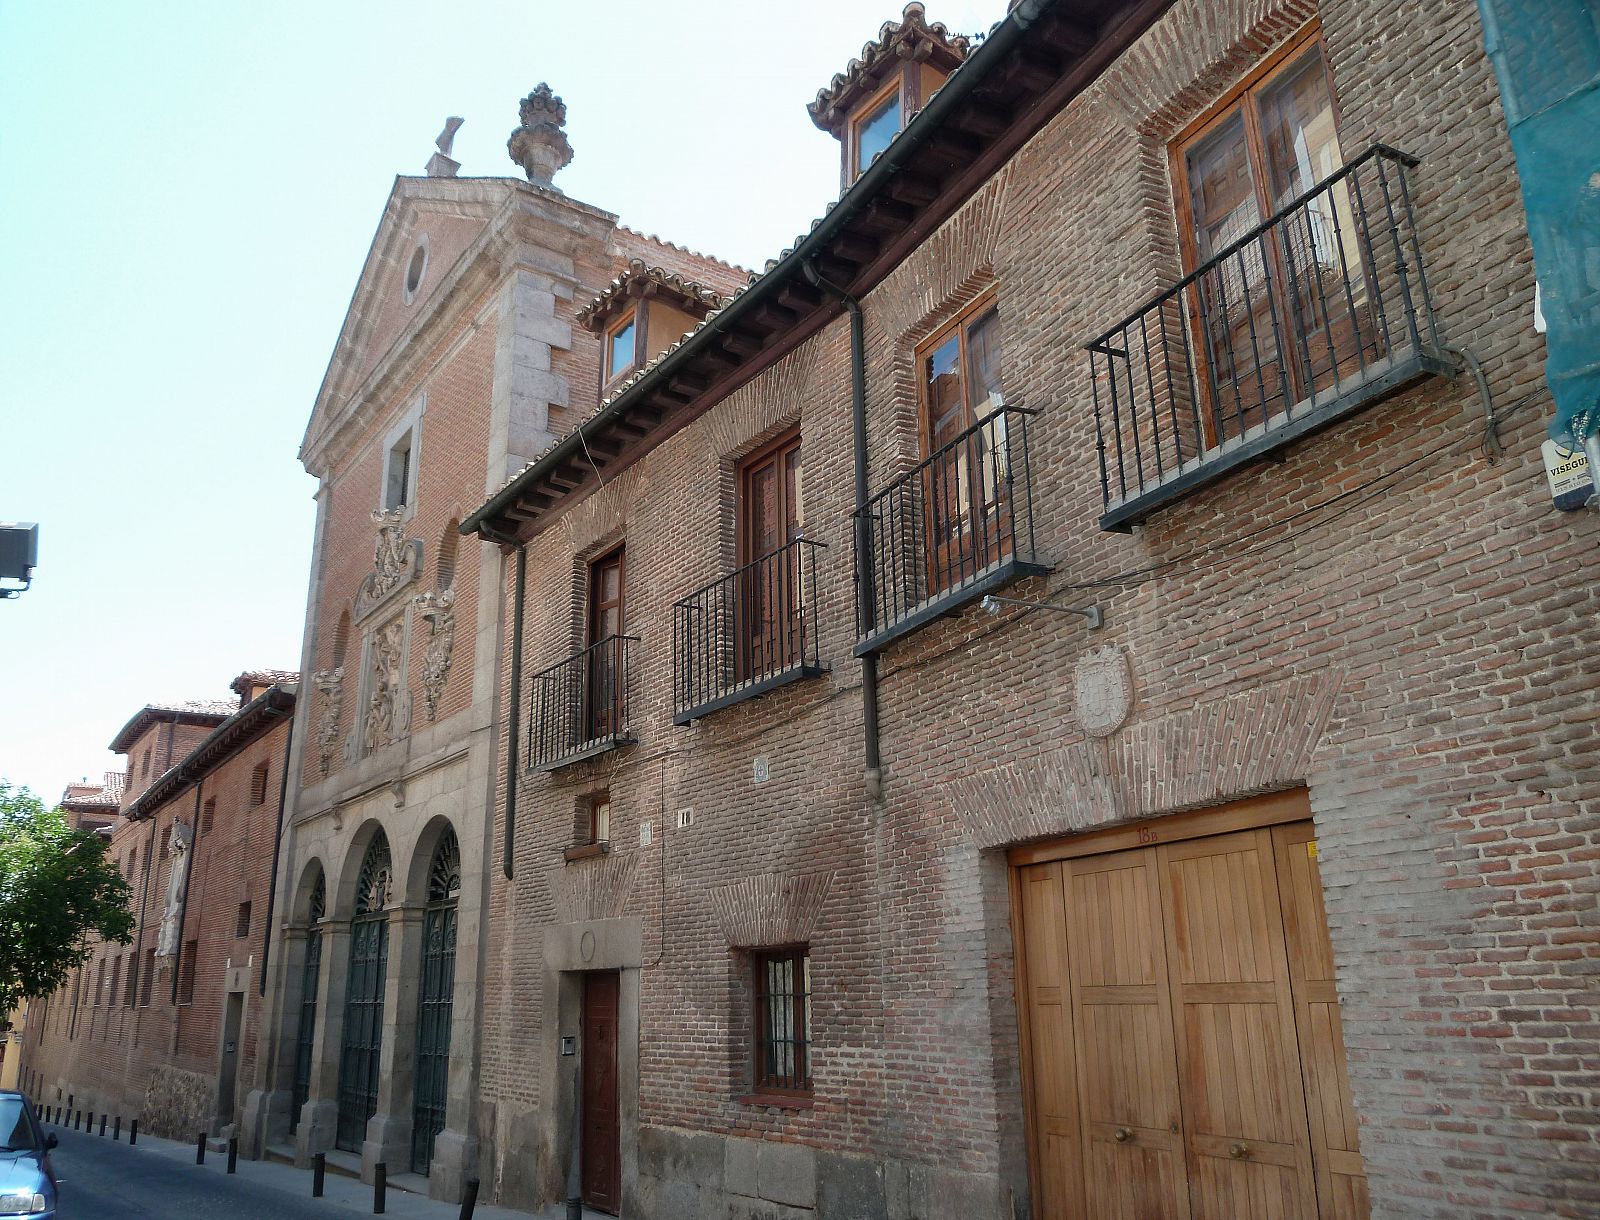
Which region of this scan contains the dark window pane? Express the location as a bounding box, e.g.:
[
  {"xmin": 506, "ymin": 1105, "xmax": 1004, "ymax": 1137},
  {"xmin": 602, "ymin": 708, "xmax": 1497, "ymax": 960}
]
[{"xmin": 855, "ymin": 92, "xmax": 901, "ymax": 175}]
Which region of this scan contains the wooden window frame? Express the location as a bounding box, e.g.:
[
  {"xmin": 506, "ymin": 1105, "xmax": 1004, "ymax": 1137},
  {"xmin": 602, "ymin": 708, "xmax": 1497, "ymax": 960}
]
[
  {"xmin": 914, "ymin": 290, "xmax": 1004, "ymax": 461},
  {"xmin": 915, "ymin": 291, "xmax": 1009, "ymax": 590},
  {"xmin": 1168, "ymin": 23, "xmax": 1348, "ymax": 435},
  {"xmin": 846, "ymin": 76, "xmax": 905, "ymax": 185},
  {"xmin": 585, "ymin": 545, "xmax": 627, "ymax": 743},
  {"xmin": 749, "ymin": 945, "xmax": 813, "ymax": 1101},
  {"xmin": 602, "ymin": 308, "xmax": 642, "ymax": 393},
  {"xmin": 736, "ymin": 428, "xmax": 804, "ymax": 568}
]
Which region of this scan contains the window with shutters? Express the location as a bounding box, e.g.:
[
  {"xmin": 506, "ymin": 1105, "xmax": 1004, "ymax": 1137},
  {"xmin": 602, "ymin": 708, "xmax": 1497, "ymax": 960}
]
[
  {"xmin": 236, "ymin": 902, "xmax": 252, "ymax": 938},
  {"xmin": 250, "ymin": 762, "xmax": 270, "ymax": 807},
  {"xmin": 202, "ymin": 799, "xmax": 216, "ymax": 833}
]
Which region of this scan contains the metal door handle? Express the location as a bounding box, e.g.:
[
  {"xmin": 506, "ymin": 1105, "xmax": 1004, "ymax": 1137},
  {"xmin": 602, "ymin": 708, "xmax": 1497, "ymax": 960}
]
[
  {"xmin": 1229, "ymin": 1142, "xmax": 1250, "ymax": 1160},
  {"xmin": 1114, "ymin": 1127, "xmax": 1133, "ymax": 1143}
]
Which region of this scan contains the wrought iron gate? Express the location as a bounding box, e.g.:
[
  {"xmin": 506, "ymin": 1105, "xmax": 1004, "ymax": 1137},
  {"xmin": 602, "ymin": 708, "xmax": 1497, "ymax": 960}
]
[
  {"xmin": 411, "ymin": 829, "xmax": 460, "ymax": 1175},
  {"xmin": 291, "ymin": 872, "xmax": 325, "ymax": 1131},
  {"xmin": 336, "ymin": 835, "xmax": 391, "ymax": 1152}
]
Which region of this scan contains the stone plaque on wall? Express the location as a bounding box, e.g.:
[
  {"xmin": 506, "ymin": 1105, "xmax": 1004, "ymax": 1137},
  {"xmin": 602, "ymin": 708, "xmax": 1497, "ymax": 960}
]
[{"xmin": 1074, "ymin": 644, "xmax": 1133, "ymax": 738}]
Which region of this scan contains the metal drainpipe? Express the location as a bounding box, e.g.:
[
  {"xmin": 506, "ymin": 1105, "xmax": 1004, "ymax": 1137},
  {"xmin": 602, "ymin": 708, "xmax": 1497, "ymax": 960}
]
[
  {"xmin": 503, "ymin": 543, "xmax": 528, "ymax": 879},
  {"xmin": 803, "ymin": 262, "xmax": 883, "ymax": 800},
  {"xmin": 258, "ymin": 700, "xmax": 295, "ymax": 996}
]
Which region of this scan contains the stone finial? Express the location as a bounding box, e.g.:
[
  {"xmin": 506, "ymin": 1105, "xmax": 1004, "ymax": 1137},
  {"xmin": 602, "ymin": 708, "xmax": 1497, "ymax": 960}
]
[
  {"xmin": 507, "ymin": 84, "xmax": 573, "ymax": 188},
  {"xmin": 426, "ymin": 116, "xmax": 465, "ymax": 177}
]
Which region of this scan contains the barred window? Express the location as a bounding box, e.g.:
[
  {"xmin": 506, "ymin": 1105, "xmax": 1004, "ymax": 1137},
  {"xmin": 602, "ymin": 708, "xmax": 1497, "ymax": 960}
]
[{"xmin": 753, "ymin": 947, "xmax": 812, "ymax": 1095}]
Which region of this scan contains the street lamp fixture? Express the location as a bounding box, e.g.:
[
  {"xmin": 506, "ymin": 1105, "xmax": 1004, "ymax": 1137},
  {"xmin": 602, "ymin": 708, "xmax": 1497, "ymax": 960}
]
[
  {"xmin": 0, "ymin": 522, "xmax": 37, "ymax": 600},
  {"xmin": 980, "ymin": 592, "xmax": 1103, "ymax": 630}
]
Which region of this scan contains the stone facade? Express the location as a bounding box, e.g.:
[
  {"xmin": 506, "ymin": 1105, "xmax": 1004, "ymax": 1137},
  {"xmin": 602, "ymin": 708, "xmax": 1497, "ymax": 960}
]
[
  {"xmin": 242, "ymin": 91, "xmax": 746, "ymax": 1205},
  {"xmin": 464, "ymin": 2, "xmax": 1597, "ymax": 1218}
]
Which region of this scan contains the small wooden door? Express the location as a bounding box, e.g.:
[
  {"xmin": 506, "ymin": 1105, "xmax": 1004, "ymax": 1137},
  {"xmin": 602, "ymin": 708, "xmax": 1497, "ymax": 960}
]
[
  {"xmin": 582, "ymin": 972, "xmax": 621, "ymax": 1214},
  {"xmin": 739, "ymin": 432, "xmax": 804, "ymax": 678},
  {"xmin": 586, "ymin": 548, "xmax": 625, "ymax": 743}
]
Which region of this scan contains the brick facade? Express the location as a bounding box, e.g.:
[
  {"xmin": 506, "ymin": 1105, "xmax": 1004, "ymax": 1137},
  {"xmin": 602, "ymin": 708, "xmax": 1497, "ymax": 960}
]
[
  {"xmin": 465, "ymin": 2, "xmax": 1598, "ymax": 1218},
  {"xmin": 19, "ymin": 681, "xmax": 295, "ymax": 1143}
]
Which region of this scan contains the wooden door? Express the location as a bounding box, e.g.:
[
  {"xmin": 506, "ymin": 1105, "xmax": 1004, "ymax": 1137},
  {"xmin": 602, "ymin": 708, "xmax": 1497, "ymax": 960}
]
[
  {"xmin": 1062, "ymin": 850, "xmax": 1191, "ymax": 1219},
  {"xmin": 739, "ymin": 433, "xmax": 804, "ymax": 679},
  {"xmin": 1272, "ymin": 823, "xmax": 1370, "ymax": 1219},
  {"xmin": 1158, "ymin": 830, "xmax": 1318, "ymax": 1218},
  {"xmin": 586, "ymin": 548, "xmax": 625, "ymax": 743},
  {"xmin": 1015, "ymin": 805, "xmax": 1369, "ymax": 1220},
  {"xmin": 582, "ymin": 972, "xmax": 621, "ymax": 1214}
]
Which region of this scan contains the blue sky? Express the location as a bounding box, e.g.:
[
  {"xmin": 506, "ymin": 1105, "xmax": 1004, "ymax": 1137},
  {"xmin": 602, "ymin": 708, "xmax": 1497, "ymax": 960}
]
[{"xmin": 0, "ymin": 0, "xmax": 999, "ymax": 801}]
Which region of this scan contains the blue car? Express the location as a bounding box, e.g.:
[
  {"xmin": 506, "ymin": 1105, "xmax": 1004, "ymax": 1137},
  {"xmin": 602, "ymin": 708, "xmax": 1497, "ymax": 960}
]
[{"xmin": 0, "ymin": 1092, "xmax": 56, "ymax": 1217}]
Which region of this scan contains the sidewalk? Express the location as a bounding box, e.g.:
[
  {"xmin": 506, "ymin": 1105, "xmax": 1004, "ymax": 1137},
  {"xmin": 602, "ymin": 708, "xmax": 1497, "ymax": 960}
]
[{"xmin": 52, "ymin": 1119, "xmax": 595, "ymax": 1219}]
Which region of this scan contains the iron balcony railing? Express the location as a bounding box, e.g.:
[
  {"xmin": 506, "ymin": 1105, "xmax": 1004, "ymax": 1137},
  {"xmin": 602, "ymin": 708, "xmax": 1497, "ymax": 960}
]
[
  {"xmin": 854, "ymin": 403, "xmax": 1048, "ymax": 655},
  {"xmin": 1089, "ymin": 144, "xmax": 1451, "ymax": 531},
  {"xmin": 672, "ymin": 538, "xmax": 826, "ymax": 725},
  {"xmin": 529, "ymin": 633, "xmax": 639, "ymax": 771}
]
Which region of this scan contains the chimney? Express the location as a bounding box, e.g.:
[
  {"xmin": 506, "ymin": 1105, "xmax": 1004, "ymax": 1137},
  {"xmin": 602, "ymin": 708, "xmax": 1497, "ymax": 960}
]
[{"xmin": 507, "ymin": 84, "xmax": 573, "ymax": 190}]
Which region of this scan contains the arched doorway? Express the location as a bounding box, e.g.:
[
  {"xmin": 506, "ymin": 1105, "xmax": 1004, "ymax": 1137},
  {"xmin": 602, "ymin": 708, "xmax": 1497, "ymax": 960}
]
[
  {"xmin": 411, "ymin": 827, "xmax": 460, "ymax": 1174},
  {"xmin": 336, "ymin": 832, "xmax": 391, "ymax": 1152},
  {"xmin": 290, "ymin": 868, "xmax": 326, "ymax": 1132}
]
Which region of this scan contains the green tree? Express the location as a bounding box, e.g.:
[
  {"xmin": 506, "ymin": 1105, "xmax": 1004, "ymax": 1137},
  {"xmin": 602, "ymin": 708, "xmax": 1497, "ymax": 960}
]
[{"xmin": 0, "ymin": 780, "xmax": 134, "ymax": 1026}]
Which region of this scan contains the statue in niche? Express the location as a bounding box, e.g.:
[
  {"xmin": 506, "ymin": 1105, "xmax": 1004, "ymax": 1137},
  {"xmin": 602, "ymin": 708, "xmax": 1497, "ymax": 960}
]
[
  {"xmin": 156, "ymin": 820, "xmax": 194, "ymax": 956},
  {"xmin": 363, "ymin": 618, "xmax": 407, "ymax": 751}
]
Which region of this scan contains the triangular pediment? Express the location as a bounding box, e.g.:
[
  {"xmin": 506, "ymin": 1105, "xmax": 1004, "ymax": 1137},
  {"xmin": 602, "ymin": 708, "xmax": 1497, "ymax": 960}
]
[{"xmin": 300, "ymin": 176, "xmax": 523, "ymax": 470}]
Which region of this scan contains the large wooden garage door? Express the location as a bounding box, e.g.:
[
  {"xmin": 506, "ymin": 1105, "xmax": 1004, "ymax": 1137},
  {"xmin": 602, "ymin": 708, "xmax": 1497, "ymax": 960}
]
[{"xmin": 1013, "ymin": 792, "xmax": 1368, "ymax": 1220}]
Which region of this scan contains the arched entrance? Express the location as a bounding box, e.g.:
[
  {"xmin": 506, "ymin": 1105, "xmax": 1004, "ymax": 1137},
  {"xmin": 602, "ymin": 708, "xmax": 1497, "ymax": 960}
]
[
  {"xmin": 411, "ymin": 827, "xmax": 460, "ymax": 1175},
  {"xmin": 291, "ymin": 868, "xmax": 326, "ymax": 1132},
  {"xmin": 336, "ymin": 833, "xmax": 391, "ymax": 1152}
]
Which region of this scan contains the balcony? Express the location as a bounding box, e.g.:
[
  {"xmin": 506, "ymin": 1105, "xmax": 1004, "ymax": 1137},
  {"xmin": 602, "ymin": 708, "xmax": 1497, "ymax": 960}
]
[
  {"xmin": 854, "ymin": 404, "xmax": 1049, "ymax": 655},
  {"xmin": 529, "ymin": 634, "xmax": 638, "ymax": 771},
  {"xmin": 673, "ymin": 539, "xmax": 827, "ymax": 725},
  {"xmin": 1088, "ymin": 144, "xmax": 1452, "ymax": 532}
]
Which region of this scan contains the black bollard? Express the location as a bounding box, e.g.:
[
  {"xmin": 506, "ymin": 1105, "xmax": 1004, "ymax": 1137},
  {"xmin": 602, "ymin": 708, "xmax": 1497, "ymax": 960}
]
[
  {"xmin": 114, "ymin": 1116, "xmax": 121, "ymax": 1141},
  {"xmin": 99, "ymin": 1114, "xmax": 107, "ymax": 1137},
  {"xmin": 227, "ymin": 1136, "xmax": 238, "ymax": 1174},
  {"xmin": 459, "ymin": 1177, "xmax": 480, "ymax": 1220},
  {"xmin": 374, "ymin": 1161, "xmax": 386, "ymax": 1214},
  {"xmin": 130, "ymin": 1119, "xmax": 139, "ymax": 1146},
  {"xmin": 196, "ymin": 1131, "xmax": 206, "ymax": 1165},
  {"xmin": 312, "ymin": 1152, "xmax": 325, "ymax": 1198}
]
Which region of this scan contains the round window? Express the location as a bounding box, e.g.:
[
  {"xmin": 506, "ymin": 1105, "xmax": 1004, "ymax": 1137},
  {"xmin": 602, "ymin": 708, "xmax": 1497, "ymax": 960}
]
[{"xmin": 404, "ymin": 243, "xmax": 428, "ymax": 300}]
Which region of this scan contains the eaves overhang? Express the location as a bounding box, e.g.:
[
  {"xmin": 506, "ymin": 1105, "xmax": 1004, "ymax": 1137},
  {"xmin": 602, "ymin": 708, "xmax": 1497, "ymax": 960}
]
[
  {"xmin": 122, "ymin": 685, "xmax": 297, "ymax": 822},
  {"xmin": 463, "ymin": 0, "xmax": 1177, "ymax": 544}
]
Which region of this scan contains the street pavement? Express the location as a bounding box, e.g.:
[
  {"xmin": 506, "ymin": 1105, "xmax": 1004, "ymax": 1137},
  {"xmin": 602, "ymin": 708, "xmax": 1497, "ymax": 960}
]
[{"xmin": 41, "ymin": 1121, "xmax": 537, "ymax": 1219}]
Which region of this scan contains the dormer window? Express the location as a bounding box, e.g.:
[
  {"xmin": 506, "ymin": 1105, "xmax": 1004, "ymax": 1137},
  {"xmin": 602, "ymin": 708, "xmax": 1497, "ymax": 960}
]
[
  {"xmin": 809, "ymin": 4, "xmax": 970, "ymax": 189},
  {"xmin": 851, "ymin": 82, "xmax": 903, "ymax": 179},
  {"xmin": 606, "ymin": 310, "xmax": 639, "ymax": 384},
  {"xmin": 578, "ymin": 260, "xmax": 730, "ymax": 398}
]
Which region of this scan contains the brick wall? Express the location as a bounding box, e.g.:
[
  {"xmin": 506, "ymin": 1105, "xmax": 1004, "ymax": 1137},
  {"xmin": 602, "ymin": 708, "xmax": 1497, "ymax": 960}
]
[
  {"xmin": 22, "ymin": 714, "xmax": 293, "ymax": 1140},
  {"xmin": 472, "ymin": 1, "xmax": 1598, "ymax": 1216}
]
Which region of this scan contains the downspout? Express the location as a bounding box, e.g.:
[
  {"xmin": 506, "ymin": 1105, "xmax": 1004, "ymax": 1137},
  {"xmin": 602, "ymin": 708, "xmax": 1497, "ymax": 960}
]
[
  {"xmin": 803, "ymin": 263, "xmax": 883, "ymax": 800},
  {"xmin": 501, "ymin": 542, "xmax": 528, "ymax": 879},
  {"xmin": 169, "ymin": 779, "xmax": 202, "ymax": 1005},
  {"xmin": 258, "ymin": 700, "xmax": 296, "ymax": 996}
]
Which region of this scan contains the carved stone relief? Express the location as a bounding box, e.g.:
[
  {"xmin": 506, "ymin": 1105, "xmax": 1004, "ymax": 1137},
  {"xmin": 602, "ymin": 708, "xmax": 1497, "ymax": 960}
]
[
  {"xmin": 312, "ymin": 667, "xmax": 344, "ymax": 777},
  {"xmin": 414, "ymin": 587, "xmax": 457, "ymax": 722},
  {"xmin": 156, "ymin": 820, "xmax": 194, "ymax": 956},
  {"xmin": 1075, "ymin": 645, "xmax": 1134, "ymax": 738},
  {"xmin": 363, "ymin": 616, "xmax": 408, "ymax": 752},
  {"xmin": 354, "ymin": 509, "xmax": 422, "ymax": 622}
]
